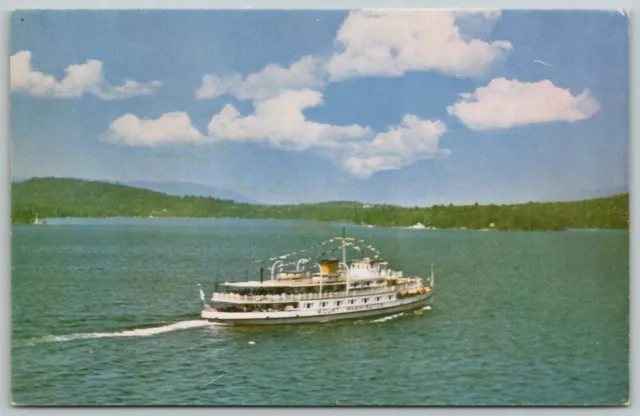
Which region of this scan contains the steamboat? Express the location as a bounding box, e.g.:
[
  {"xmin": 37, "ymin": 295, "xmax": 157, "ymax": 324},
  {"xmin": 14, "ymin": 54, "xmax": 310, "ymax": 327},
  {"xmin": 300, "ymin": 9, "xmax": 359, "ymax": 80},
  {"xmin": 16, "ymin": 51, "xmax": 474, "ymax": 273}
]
[{"xmin": 198, "ymin": 229, "xmax": 434, "ymax": 325}]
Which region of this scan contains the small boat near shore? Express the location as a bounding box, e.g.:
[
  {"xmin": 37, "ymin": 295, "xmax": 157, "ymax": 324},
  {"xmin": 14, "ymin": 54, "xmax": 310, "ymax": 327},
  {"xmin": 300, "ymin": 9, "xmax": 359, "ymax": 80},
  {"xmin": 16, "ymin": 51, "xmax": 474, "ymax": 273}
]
[{"xmin": 198, "ymin": 228, "xmax": 435, "ymax": 325}]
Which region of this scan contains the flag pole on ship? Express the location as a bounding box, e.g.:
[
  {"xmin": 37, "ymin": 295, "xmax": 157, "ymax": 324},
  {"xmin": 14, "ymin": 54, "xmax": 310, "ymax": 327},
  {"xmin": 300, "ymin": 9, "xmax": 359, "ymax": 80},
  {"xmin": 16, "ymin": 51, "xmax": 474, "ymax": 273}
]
[
  {"xmin": 342, "ymin": 225, "xmax": 347, "ymax": 266},
  {"xmin": 430, "ymin": 262, "xmax": 435, "ymax": 288},
  {"xmin": 198, "ymin": 283, "xmax": 211, "ymax": 310}
]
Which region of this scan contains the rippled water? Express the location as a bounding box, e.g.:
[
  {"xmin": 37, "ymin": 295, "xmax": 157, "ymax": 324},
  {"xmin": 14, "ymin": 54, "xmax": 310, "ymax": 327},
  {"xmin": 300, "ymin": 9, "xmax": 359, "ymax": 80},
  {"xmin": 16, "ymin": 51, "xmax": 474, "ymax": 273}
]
[{"xmin": 11, "ymin": 218, "xmax": 629, "ymax": 405}]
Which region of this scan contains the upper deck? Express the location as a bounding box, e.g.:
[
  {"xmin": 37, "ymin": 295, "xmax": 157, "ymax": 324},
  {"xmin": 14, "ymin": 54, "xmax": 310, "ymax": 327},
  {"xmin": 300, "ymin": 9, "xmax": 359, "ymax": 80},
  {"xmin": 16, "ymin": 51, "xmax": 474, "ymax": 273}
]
[{"xmin": 221, "ymin": 257, "xmax": 405, "ymax": 289}]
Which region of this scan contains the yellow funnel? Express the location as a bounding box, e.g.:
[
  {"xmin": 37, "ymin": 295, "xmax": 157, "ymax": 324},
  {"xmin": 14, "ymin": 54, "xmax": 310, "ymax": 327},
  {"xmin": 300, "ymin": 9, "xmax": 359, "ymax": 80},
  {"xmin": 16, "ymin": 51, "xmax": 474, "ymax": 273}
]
[{"xmin": 319, "ymin": 259, "xmax": 339, "ymax": 275}]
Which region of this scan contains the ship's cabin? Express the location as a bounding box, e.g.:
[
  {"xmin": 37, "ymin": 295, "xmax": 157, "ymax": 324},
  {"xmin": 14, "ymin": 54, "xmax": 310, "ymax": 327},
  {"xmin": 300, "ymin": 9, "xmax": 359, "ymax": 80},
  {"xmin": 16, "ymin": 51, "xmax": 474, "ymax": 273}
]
[{"xmin": 348, "ymin": 257, "xmax": 388, "ymax": 277}]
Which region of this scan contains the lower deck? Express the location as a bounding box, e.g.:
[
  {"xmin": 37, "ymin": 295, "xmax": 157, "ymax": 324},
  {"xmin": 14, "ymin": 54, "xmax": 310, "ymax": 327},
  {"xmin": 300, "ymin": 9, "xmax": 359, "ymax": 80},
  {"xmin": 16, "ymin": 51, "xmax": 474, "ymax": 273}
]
[{"xmin": 201, "ymin": 291, "xmax": 433, "ymax": 325}]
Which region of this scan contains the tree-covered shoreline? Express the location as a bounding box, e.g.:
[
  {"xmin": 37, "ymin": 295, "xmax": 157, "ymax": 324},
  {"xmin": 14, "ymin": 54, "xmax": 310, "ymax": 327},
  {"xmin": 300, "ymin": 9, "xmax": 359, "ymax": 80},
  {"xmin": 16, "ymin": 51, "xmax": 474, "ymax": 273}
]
[{"xmin": 11, "ymin": 177, "xmax": 629, "ymax": 230}]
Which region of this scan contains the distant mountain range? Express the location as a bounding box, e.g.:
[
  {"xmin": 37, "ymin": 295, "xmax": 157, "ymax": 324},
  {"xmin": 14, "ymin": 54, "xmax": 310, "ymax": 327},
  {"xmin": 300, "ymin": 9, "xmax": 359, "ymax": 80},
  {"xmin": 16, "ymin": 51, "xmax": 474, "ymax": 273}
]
[
  {"xmin": 119, "ymin": 180, "xmax": 259, "ymax": 204},
  {"xmin": 11, "ymin": 176, "xmax": 628, "ymax": 207},
  {"xmin": 12, "ymin": 177, "xmax": 259, "ymax": 204}
]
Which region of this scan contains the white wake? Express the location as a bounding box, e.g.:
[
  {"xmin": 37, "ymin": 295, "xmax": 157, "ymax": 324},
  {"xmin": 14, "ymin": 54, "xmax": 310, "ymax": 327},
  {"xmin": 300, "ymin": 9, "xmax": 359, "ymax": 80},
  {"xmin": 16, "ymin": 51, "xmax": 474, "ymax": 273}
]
[
  {"xmin": 38, "ymin": 320, "xmax": 217, "ymax": 343},
  {"xmin": 371, "ymin": 313, "xmax": 405, "ymax": 323}
]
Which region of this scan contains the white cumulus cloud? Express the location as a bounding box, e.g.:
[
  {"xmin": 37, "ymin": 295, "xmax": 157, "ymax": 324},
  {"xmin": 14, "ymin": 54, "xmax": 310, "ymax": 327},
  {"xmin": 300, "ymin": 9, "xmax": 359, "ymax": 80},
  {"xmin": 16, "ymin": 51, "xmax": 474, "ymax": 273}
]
[
  {"xmin": 207, "ymin": 89, "xmax": 371, "ymax": 150},
  {"xmin": 94, "ymin": 79, "xmax": 164, "ymax": 101},
  {"xmin": 327, "ymin": 10, "xmax": 512, "ymax": 81},
  {"xmin": 446, "ymin": 78, "xmax": 600, "ymax": 130},
  {"xmin": 205, "ymin": 89, "xmax": 448, "ymax": 177},
  {"xmin": 341, "ymin": 115, "xmax": 449, "ymax": 178},
  {"xmin": 10, "ymin": 50, "xmax": 163, "ymax": 100},
  {"xmin": 104, "ymin": 112, "xmax": 203, "ymax": 146},
  {"xmin": 195, "ymin": 11, "xmax": 510, "ymax": 100},
  {"xmin": 196, "ymin": 56, "xmax": 326, "ymax": 101},
  {"xmin": 106, "ymin": 94, "xmax": 450, "ymax": 177}
]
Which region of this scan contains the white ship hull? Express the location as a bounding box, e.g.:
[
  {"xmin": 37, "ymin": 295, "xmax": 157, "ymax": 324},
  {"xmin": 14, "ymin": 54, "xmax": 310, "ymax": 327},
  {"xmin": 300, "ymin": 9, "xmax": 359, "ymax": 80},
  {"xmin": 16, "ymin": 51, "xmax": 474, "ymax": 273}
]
[{"xmin": 201, "ymin": 292, "xmax": 433, "ymax": 326}]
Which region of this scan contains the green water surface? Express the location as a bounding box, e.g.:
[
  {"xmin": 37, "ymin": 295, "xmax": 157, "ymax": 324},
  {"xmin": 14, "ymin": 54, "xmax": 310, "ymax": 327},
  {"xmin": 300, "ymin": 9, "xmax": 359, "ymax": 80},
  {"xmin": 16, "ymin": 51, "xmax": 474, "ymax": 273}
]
[{"xmin": 11, "ymin": 218, "xmax": 629, "ymax": 405}]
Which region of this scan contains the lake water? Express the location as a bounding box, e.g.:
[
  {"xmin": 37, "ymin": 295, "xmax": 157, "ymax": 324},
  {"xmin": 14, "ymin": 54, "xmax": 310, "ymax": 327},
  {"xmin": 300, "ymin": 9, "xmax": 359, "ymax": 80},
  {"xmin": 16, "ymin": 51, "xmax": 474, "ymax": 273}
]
[{"xmin": 10, "ymin": 218, "xmax": 629, "ymax": 405}]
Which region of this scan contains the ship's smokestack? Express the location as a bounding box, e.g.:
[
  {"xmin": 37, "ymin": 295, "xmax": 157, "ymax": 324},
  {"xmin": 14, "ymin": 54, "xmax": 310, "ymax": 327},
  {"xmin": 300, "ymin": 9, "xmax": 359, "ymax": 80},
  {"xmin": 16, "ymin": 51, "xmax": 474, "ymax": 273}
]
[{"xmin": 260, "ymin": 267, "xmax": 264, "ymax": 284}]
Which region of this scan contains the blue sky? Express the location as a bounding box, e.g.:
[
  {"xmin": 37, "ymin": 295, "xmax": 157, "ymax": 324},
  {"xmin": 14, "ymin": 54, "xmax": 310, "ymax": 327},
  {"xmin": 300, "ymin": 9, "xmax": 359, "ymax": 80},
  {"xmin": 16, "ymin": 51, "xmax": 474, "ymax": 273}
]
[{"xmin": 10, "ymin": 10, "xmax": 629, "ymax": 206}]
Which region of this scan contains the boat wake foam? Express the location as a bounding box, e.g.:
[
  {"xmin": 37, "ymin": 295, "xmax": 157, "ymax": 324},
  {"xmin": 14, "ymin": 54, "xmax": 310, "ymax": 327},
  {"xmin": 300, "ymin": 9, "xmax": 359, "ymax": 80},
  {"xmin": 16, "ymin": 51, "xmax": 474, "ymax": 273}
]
[
  {"xmin": 371, "ymin": 313, "xmax": 405, "ymax": 323},
  {"xmin": 38, "ymin": 320, "xmax": 217, "ymax": 343}
]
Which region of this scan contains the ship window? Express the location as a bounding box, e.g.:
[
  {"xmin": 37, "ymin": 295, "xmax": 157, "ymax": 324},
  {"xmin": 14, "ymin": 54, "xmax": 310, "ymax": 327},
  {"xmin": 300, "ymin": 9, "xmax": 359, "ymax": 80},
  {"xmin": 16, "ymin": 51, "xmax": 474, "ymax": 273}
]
[
  {"xmin": 388, "ymin": 295, "xmax": 393, "ymax": 300},
  {"xmin": 363, "ymin": 298, "xmax": 369, "ymax": 304},
  {"xmin": 321, "ymin": 302, "xmax": 327, "ymax": 307},
  {"xmin": 375, "ymin": 297, "xmax": 381, "ymax": 302},
  {"xmin": 304, "ymin": 303, "xmax": 312, "ymax": 308},
  {"xmin": 336, "ymin": 301, "xmax": 342, "ymax": 306},
  {"xmin": 349, "ymin": 299, "xmax": 355, "ymax": 305}
]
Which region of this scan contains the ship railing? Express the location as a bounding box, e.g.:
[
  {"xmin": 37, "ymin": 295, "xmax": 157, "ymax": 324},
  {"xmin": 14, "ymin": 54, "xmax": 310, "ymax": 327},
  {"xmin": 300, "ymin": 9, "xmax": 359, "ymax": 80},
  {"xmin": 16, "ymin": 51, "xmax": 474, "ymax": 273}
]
[
  {"xmin": 382, "ymin": 270, "xmax": 403, "ymax": 278},
  {"xmin": 349, "ymin": 270, "xmax": 404, "ymax": 279},
  {"xmin": 211, "ymin": 286, "xmax": 403, "ymax": 303}
]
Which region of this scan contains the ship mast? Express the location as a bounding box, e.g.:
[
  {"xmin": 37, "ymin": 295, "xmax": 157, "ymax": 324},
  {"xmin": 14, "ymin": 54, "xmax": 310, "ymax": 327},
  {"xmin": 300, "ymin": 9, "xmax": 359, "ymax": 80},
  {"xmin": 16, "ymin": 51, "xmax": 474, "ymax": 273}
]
[
  {"xmin": 342, "ymin": 226, "xmax": 347, "ymax": 266},
  {"xmin": 342, "ymin": 226, "xmax": 349, "ymax": 296}
]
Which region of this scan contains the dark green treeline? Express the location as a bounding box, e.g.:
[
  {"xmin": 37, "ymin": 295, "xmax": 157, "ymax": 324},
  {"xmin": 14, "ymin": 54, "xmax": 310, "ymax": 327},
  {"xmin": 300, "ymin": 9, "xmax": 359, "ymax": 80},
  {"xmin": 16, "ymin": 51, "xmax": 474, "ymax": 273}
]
[{"xmin": 11, "ymin": 178, "xmax": 629, "ymax": 230}]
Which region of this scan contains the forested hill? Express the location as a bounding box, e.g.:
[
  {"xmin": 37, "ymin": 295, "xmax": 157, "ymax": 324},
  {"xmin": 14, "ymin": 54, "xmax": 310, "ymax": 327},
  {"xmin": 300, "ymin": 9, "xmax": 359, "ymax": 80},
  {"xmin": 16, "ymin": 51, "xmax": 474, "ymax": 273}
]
[{"xmin": 11, "ymin": 177, "xmax": 629, "ymax": 230}]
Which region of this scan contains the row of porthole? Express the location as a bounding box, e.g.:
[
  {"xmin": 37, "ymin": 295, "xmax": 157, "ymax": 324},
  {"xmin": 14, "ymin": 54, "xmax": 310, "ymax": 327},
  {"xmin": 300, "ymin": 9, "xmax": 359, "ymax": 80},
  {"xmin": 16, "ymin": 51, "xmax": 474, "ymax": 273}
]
[{"xmin": 302, "ymin": 295, "xmax": 395, "ymax": 309}]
